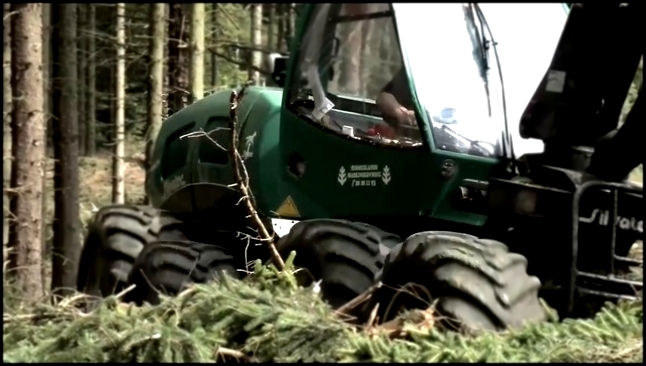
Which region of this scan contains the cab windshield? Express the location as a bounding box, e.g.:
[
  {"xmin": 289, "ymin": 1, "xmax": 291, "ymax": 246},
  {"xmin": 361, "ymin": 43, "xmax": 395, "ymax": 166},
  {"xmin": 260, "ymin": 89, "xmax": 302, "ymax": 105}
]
[
  {"xmin": 287, "ymin": 3, "xmax": 568, "ymax": 157},
  {"xmin": 395, "ymin": 3, "xmax": 568, "ymax": 157}
]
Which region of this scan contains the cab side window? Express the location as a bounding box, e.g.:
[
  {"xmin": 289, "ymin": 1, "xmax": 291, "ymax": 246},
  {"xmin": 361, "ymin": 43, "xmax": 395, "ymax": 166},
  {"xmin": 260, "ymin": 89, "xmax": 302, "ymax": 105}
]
[
  {"xmin": 287, "ymin": 4, "xmax": 423, "ymax": 147},
  {"xmin": 161, "ymin": 122, "xmax": 195, "ymax": 178},
  {"xmin": 327, "ymin": 4, "xmax": 402, "ymax": 102}
]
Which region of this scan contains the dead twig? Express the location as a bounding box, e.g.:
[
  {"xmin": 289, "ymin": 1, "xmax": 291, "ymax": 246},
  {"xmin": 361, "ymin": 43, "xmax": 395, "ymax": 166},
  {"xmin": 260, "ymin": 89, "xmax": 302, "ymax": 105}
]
[
  {"xmin": 180, "ymin": 127, "xmax": 230, "ymax": 152},
  {"xmin": 334, "ymin": 281, "xmax": 382, "ymax": 316},
  {"xmin": 228, "ymin": 85, "xmax": 285, "ymax": 271},
  {"xmin": 366, "ymin": 303, "xmax": 380, "ymax": 329},
  {"xmin": 383, "ymin": 282, "xmax": 433, "ymax": 322},
  {"xmin": 113, "ymin": 283, "xmax": 136, "ymax": 301},
  {"xmin": 216, "ymin": 346, "xmax": 255, "ymax": 363},
  {"xmin": 365, "ymin": 306, "xmax": 438, "ymax": 339}
]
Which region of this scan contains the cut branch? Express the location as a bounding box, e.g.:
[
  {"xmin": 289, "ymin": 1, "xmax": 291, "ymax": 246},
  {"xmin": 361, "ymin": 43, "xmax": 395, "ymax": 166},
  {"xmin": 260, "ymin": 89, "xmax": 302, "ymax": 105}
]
[
  {"xmin": 334, "ymin": 281, "xmax": 383, "ymax": 317},
  {"xmin": 228, "ymin": 85, "xmax": 285, "ymax": 271}
]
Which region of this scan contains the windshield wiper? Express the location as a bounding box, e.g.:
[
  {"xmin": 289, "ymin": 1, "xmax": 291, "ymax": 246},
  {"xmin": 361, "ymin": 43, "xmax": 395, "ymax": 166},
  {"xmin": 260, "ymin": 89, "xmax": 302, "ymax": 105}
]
[
  {"xmin": 467, "ymin": 3, "xmax": 494, "ymax": 116},
  {"xmin": 469, "ymin": 4, "xmax": 516, "ymax": 168}
]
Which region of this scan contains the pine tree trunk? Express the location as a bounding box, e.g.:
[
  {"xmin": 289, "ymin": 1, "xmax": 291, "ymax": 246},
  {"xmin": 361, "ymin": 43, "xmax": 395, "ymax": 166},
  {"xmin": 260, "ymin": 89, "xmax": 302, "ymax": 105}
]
[
  {"xmin": 112, "ymin": 3, "xmax": 126, "ymax": 204},
  {"xmin": 146, "ymin": 3, "xmax": 165, "ymax": 177},
  {"xmin": 9, "ymin": 3, "xmax": 45, "ymax": 302},
  {"xmin": 285, "ymin": 3, "xmax": 295, "ymax": 48},
  {"xmin": 41, "ymin": 3, "xmax": 51, "ymax": 289},
  {"xmin": 45, "ymin": 8, "xmax": 55, "ymax": 150},
  {"xmin": 3, "ymin": 3, "xmax": 12, "ymax": 248},
  {"xmin": 210, "ymin": 3, "xmax": 218, "ymax": 89},
  {"xmin": 337, "ymin": 4, "xmax": 367, "ymax": 95},
  {"xmin": 276, "ymin": 4, "xmax": 284, "ymax": 52},
  {"xmin": 51, "ymin": 3, "xmax": 80, "ymax": 295},
  {"xmin": 249, "ymin": 4, "xmax": 262, "ymax": 84},
  {"xmin": 189, "ymin": 3, "xmax": 205, "ymax": 100},
  {"xmin": 162, "ymin": 3, "xmax": 170, "ymax": 96},
  {"xmin": 168, "ymin": 3, "xmax": 189, "ymax": 93},
  {"xmin": 267, "ymin": 4, "xmax": 275, "ymax": 54},
  {"xmin": 77, "ymin": 4, "xmax": 87, "ymax": 157},
  {"xmin": 85, "ymin": 4, "xmax": 96, "ymax": 156}
]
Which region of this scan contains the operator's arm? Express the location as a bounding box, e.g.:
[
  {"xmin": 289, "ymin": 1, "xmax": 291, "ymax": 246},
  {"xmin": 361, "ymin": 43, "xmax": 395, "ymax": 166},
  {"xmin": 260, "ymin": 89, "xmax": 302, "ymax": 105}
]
[
  {"xmin": 376, "ymin": 67, "xmax": 406, "ymax": 117},
  {"xmin": 376, "ymin": 67, "xmax": 416, "ymax": 126},
  {"xmin": 376, "ymin": 92, "xmax": 401, "ymax": 116}
]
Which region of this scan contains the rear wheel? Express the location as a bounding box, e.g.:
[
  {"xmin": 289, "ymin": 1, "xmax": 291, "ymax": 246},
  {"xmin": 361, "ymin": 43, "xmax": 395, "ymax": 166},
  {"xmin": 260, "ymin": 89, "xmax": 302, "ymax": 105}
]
[
  {"xmin": 369, "ymin": 231, "xmax": 545, "ymax": 332},
  {"xmin": 76, "ymin": 205, "xmax": 185, "ymax": 297},
  {"xmin": 126, "ymin": 239, "xmax": 240, "ymax": 305},
  {"xmin": 276, "ymin": 219, "xmax": 401, "ymax": 314}
]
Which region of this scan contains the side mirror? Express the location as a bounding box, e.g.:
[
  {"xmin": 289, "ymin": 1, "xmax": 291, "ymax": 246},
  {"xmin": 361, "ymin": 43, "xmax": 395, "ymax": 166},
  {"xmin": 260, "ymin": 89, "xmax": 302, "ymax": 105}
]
[{"xmin": 269, "ymin": 52, "xmax": 289, "ymax": 88}]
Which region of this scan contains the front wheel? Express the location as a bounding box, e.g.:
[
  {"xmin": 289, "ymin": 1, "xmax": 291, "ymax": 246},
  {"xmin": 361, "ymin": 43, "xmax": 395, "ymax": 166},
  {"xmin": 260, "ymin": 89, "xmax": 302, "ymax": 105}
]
[
  {"xmin": 368, "ymin": 231, "xmax": 546, "ymax": 332},
  {"xmin": 126, "ymin": 239, "xmax": 240, "ymax": 305},
  {"xmin": 76, "ymin": 205, "xmax": 185, "ymax": 297},
  {"xmin": 276, "ymin": 219, "xmax": 401, "ymax": 315}
]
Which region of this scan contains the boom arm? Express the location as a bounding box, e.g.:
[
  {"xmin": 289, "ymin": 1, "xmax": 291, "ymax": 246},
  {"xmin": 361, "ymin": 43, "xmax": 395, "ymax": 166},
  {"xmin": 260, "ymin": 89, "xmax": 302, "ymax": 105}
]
[
  {"xmin": 587, "ymin": 87, "xmax": 643, "ymax": 182},
  {"xmin": 518, "ymin": 3, "xmax": 643, "ymax": 150}
]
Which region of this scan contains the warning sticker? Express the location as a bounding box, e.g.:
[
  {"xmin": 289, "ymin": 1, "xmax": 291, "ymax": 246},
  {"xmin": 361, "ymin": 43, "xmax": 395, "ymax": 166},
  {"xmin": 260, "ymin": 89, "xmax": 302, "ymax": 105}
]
[{"xmin": 275, "ymin": 196, "xmax": 300, "ymax": 218}]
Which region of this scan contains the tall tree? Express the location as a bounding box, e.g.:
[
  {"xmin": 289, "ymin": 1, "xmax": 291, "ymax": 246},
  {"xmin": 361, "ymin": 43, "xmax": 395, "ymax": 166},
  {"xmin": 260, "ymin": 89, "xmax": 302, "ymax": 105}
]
[
  {"xmin": 337, "ymin": 4, "xmax": 366, "ymax": 95},
  {"xmin": 77, "ymin": 4, "xmax": 87, "ymax": 156},
  {"xmin": 276, "ymin": 3, "xmax": 284, "ymax": 52},
  {"xmin": 168, "ymin": 3, "xmax": 189, "ymax": 93},
  {"xmin": 210, "ymin": 3, "xmax": 218, "ymax": 89},
  {"xmin": 112, "ymin": 3, "xmax": 126, "ymax": 204},
  {"xmin": 189, "ymin": 3, "xmax": 205, "ymax": 100},
  {"xmin": 41, "ymin": 3, "xmax": 51, "ymax": 287},
  {"xmin": 9, "ymin": 2, "xmax": 45, "ymax": 302},
  {"xmin": 285, "ymin": 3, "xmax": 295, "ymax": 48},
  {"xmin": 3, "ymin": 4, "xmax": 12, "ymax": 248},
  {"xmin": 51, "ymin": 3, "xmax": 81, "ymax": 295},
  {"xmin": 249, "ymin": 4, "xmax": 262, "ymax": 84},
  {"xmin": 85, "ymin": 4, "xmax": 96, "ymax": 156},
  {"xmin": 146, "ymin": 3, "xmax": 165, "ymax": 176},
  {"xmin": 267, "ymin": 4, "xmax": 275, "ymax": 55}
]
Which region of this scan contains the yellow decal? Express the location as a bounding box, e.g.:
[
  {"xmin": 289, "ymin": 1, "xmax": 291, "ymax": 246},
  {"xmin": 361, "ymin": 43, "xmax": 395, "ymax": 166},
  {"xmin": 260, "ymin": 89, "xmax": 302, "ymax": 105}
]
[{"xmin": 276, "ymin": 196, "xmax": 300, "ymax": 218}]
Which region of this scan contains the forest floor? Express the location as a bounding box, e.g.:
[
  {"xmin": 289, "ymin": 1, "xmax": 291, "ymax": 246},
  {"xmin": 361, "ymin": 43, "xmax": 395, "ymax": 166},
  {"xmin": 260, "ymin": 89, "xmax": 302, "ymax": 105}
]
[
  {"xmin": 45, "ymin": 138, "xmax": 148, "ymax": 229},
  {"xmin": 3, "ymin": 146, "xmax": 643, "ymax": 362},
  {"xmin": 3, "ymin": 260, "xmax": 643, "ymax": 362}
]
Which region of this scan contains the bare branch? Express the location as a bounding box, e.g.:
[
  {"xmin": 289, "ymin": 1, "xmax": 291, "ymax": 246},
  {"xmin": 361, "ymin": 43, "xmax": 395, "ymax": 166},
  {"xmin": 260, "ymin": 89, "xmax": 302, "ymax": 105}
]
[
  {"xmin": 216, "ymin": 5, "xmax": 242, "ymax": 32},
  {"xmin": 228, "ymin": 85, "xmax": 285, "ymax": 271},
  {"xmin": 334, "ymin": 281, "xmax": 383, "ymax": 317},
  {"xmin": 180, "ymin": 127, "xmax": 230, "ymax": 152}
]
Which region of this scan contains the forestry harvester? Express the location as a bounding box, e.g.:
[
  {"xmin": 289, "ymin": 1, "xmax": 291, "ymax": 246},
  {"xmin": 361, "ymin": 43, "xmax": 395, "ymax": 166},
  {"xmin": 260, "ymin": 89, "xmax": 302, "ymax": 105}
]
[{"xmin": 77, "ymin": 3, "xmax": 643, "ymax": 332}]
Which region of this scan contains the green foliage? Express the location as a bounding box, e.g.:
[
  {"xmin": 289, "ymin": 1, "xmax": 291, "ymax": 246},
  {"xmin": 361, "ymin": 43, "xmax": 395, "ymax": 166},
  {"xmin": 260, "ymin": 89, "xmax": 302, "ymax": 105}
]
[{"xmin": 3, "ymin": 261, "xmax": 643, "ymax": 363}]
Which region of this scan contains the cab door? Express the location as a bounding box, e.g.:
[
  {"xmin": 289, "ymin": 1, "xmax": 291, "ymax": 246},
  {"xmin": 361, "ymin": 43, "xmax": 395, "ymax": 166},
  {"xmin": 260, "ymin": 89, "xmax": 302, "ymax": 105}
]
[{"xmin": 275, "ymin": 3, "xmax": 436, "ymax": 220}]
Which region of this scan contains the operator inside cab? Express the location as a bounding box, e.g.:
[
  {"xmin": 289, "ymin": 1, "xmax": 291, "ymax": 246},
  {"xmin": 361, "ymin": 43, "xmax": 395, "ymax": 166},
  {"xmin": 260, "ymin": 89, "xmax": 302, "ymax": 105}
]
[
  {"xmin": 375, "ymin": 67, "xmax": 416, "ymax": 130},
  {"xmin": 374, "ymin": 65, "xmax": 460, "ymax": 144}
]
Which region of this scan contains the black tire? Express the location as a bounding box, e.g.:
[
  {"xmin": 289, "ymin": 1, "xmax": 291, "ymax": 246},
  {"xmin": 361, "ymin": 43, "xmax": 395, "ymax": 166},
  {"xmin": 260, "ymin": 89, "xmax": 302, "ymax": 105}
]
[
  {"xmin": 76, "ymin": 205, "xmax": 185, "ymax": 297},
  {"xmin": 126, "ymin": 240, "xmax": 240, "ymax": 305},
  {"xmin": 369, "ymin": 231, "xmax": 545, "ymax": 332},
  {"xmin": 276, "ymin": 219, "xmax": 401, "ymax": 312}
]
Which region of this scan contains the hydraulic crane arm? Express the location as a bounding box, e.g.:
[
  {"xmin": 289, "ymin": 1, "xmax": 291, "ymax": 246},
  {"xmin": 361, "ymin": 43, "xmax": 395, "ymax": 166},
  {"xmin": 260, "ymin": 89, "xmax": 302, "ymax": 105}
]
[
  {"xmin": 587, "ymin": 87, "xmax": 643, "ymax": 182},
  {"xmin": 518, "ymin": 3, "xmax": 643, "ymax": 153}
]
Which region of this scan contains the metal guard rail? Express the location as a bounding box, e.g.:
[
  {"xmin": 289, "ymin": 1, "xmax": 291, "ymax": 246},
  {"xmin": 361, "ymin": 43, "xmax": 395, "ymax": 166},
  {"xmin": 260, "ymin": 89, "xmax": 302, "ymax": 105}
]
[{"xmin": 569, "ymin": 181, "xmax": 643, "ymax": 313}]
